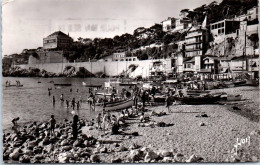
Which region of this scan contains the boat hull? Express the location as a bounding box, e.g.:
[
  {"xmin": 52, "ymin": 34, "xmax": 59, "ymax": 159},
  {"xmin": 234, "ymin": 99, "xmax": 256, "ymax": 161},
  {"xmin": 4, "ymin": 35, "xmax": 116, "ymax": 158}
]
[
  {"xmin": 6, "ymin": 85, "xmax": 23, "ymax": 87},
  {"xmin": 104, "ymin": 99, "xmax": 133, "ymax": 111},
  {"xmin": 174, "ymin": 95, "xmax": 221, "ymax": 105},
  {"xmin": 119, "ymin": 83, "xmax": 137, "ymax": 86},
  {"xmin": 54, "ymin": 84, "xmax": 71, "ymax": 86}
]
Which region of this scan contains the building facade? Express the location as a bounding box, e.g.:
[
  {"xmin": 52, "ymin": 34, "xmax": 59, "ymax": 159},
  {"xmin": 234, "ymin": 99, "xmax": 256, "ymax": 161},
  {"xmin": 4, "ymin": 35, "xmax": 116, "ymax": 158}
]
[
  {"xmin": 43, "ymin": 31, "xmax": 73, "ymax": 50},
  {"xmin": 185, "ymin": 26, "xmax": 209, "ymax": 57},
  {"xmin": 162, "ymin": 17, "xmax": 176, "ymax": 32},
  {"xmin": 210, "ymin": 19, "xmax": 240, "ymax": 37}
]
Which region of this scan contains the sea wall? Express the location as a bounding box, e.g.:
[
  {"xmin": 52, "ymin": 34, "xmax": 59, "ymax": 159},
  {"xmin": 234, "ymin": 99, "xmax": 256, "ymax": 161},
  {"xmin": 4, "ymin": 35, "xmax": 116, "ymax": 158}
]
[{"xmin": 16, "ymin": 59, "xmax": 172, "ymax": 78}]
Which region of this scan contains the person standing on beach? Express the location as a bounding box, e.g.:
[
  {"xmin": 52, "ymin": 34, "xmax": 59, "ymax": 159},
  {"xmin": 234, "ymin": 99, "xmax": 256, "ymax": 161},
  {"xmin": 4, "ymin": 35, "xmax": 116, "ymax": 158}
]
[
  {"xmin": 76, "ymin": 101, "xmax": 80, "ymax": 110},
  {"xmin": 166, "ymin": 94, "xmax": 172, "ymax": 113},
  {"xmin": 53, "ymin": 96, "xmax": 55, "ymax": 106},
  {"xmin": 60, "ymin": 94, "xmax": 64, "ymax": 102},
  {"xmin": 49, "ymin": 115, "xmax": 56, "ymax": 136},
  {"xmin": 72, "ymin": 114, "xmax": 79, "ymax": 140},
  {"xmin": 66, "ymin": 100, "xmax": 70, "ymax": 108},
  {"xmin": 71, "ymin": 98, "xmax": 76, "ymax": 110},
  {"xmin": 70, "ymin": 88, "xmax": 72, "ymax": 92},
  {"xmin": 141, "ymin": 90, "xmax": 146, "ymax": 108},
  {"xmin": 96, "ymin": 113, "xmax": 102, "ymax": 129}
]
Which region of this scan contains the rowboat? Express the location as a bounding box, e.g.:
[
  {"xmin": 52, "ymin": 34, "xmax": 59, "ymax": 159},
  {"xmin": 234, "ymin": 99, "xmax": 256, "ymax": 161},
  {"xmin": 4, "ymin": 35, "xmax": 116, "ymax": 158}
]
[
  {"xmin": 233, "ymin": 80, "xmax": 246, "ymax": 86},
  {"xmin": 54, "ymin": 83, "xmax": 71, "ymax": 86},
  {"xmin": 119, "ymin": 82, "xmax": 137, "ymax": 86},
  {"xmin": 104, "ymin": 98, "xmax": 133, "ymax": 111},
  {"xmin": 82, "ymin": 82, "xmax": 102, "ymax": 88},
  {"xmin": 174, "ymin": 94, "xmax": 221, "ymax": 105},
  {"xmin": 6, "ymin": 85, "xmax": 23, "ymax": 87},
  {"xmin": 227, "ymin": 94, "xmax": 242, "ymax": 101}
]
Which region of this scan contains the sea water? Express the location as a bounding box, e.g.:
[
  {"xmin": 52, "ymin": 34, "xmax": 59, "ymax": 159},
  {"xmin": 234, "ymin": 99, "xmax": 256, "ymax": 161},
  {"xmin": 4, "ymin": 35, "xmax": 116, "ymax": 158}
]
[{"xmin": 2, "ymin": 77, "xmax": 109, "ymax": 132}]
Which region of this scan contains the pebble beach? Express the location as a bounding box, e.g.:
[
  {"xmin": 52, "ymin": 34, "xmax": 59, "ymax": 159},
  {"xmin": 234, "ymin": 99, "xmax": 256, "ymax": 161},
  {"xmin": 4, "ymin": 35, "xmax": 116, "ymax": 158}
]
[{"xmin": 3, "ymin": 86, "xmax": 260, "ymax": 163}]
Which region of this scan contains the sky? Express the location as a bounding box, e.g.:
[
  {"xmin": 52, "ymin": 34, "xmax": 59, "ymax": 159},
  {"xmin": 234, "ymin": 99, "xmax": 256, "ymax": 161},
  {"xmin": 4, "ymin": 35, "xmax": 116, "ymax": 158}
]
[{"xmin": 2, "ymin": 0, "xmax": 222, "ymax": 56}]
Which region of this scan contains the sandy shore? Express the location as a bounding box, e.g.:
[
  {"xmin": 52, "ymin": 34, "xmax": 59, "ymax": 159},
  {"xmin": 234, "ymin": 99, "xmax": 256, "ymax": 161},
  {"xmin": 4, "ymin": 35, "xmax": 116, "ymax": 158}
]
[
  {"xmin": 89, "ymin": 86, "xmax": 260, "ymax": 162},
  {"xmin": 3, "ymin": 86, "xmax": 260, "ymax": 163}
]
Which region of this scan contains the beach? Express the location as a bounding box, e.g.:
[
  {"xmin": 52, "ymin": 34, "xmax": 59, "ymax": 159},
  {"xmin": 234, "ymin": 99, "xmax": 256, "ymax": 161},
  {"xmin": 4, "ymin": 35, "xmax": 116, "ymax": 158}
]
[{"xmin": 3, "ymin": 85, "xmax": 259, "ymax": 163}]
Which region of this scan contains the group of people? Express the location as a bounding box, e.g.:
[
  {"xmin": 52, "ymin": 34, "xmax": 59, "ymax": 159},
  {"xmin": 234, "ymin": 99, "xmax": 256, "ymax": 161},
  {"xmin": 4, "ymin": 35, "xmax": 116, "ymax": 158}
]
[
  {"xmin": 50, "ymin": 90, "xmax": 82, "ymax": 110},
  {"xmin": 5, "ymin": 80, "xmax": 21, "ymax": 87}
]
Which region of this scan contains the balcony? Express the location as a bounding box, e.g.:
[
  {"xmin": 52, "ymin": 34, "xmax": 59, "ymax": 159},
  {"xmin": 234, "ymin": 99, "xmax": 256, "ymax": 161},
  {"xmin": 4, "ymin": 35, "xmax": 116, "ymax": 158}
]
[
  {"xmin": 183, "ymin": 67, "xmax": 195, "ymax": 72},
  {"xmin": 186, "ymin": 32, "xmax": 202, "ymax": 38}
]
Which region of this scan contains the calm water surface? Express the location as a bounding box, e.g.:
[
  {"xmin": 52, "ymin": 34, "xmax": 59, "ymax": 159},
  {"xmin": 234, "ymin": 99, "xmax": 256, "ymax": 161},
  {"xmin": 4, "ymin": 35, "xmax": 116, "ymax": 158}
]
[{"xmin": 2, "ymin": 77, "xmax": 110, "ymax": 132}]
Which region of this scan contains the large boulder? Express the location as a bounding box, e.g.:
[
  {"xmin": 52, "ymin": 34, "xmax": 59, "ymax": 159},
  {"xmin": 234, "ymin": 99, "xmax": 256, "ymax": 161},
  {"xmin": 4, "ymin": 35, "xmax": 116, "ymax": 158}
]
[
  {"xmin": 128, "ymin": 149, "xmax": 143, "ymax": 162},
  {"xmin": 144, "ymin": 150, "xmax": 159, "ymax": 162},
  {"xmin": 19, "ymin": 155, "xmax": 31, "ymax": 163},
  {"xmin": 185, "ymin": 154, "xmax": 204, "ymax": 163},
  {"xmin": 90, "ymin": 155, "xmax": 100, "ymax": 163},
  {"xmin": 9, "ymin": 148, "xmax": 21, "ymax": 160}
]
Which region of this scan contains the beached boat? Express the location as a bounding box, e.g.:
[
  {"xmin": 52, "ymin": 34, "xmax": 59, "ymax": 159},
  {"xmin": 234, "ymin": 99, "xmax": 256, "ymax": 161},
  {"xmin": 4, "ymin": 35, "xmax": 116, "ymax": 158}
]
[
  {"xmin": 174, "ymin": 94, "xmax": 221, "ymax": 105},
  {"xmin": 54, "ymin": 83, "xmax": 72, "ymax": 86},
  {"xmin": 226, "ymin": 94, "xmax": 242, "ymax": 101},
  {"xmin": 119, "ymin": 82, "xmax": 137, "ymax": 86},
  {"xmin": 104, "ymin": 98, "xmax": 133, "ymax": 111},
  {"xmin": 82, "ymin": 82, "xmax": 102, "ymax": 88},
  {"xmin": 233, "ymin": 80, "xmax": 246, "ymax": 86},
  {"xmin": 6, "ymin": 85, "xmax": 23, "ymax": 87}
]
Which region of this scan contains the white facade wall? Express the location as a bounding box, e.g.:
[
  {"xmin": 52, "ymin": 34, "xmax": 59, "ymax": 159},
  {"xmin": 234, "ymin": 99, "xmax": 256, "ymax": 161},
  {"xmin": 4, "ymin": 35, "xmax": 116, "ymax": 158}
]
[{"xmin": 16, "ymin": 59, "xmax": 172, "ymax": 78}]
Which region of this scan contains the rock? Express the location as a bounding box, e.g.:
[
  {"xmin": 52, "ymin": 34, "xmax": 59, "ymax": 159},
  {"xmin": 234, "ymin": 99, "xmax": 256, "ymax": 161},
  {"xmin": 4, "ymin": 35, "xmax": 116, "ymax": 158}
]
[
  {"xmin": 232, "ymin": 106, "xmax": 241, "ymax": 110},
  {"xmin": 33, "ymin": 146, "xmax": 42, "ymax": 154},
  {"xmin": 119, "ymin": 145, "xmax": 128, "ymax": 151},
  {"xmin": 201, "ymin": 113, "xmax": 208, "ymax": 117},
  {"xmin": 73, "ymin": 140, "xmax": 82, "ymax": 147},
  {"xmin": 114, "ymin": 143, "xmax": 120, "ymax": 148},
  {"xmin": 200, "ymin": 122, "xmax": 206, "ymax": 126},
  {"xmin": 34, "ymin": 154, "xmax": 44, "ymax": 160},
  {"xmin": 58, "ymin": 153, "xmax": 69, "ymax": 163},
  {"xmin": 130, "ymin": 143, "xmax": 140, "ymax": 150},
  {"xmin": 62, "ymin": 145, "xmax": 72, "ymax": 151},
  {"xmin": 162, "ymin": 157, "xmax": 173, "ymax": 163},
  {"xmin": 3, "ymin": 152, "xmax": 9, "ymax": 160},
  {"xmin": 23, "ymin": 148, "xmax": 33, "ymax": 155},
  {"xmin": 61, "ymin": 139, "xmax": 69, "ymax": 146},
  {"xmin": 186, "ymin": 154, "xmax": 204, "ymax": 163},
  {"xmin": 132, "ymin": 132, "xmax": 139, "ymax": 136},
  {"xmin": 128, "ymin": 149, "xmax": 143, "ymax": 162},
  {"xmin": 111, "ymin": 158, "xmax": 122, "ymax": 163},
  {"xmin": 90, "ymin": 155, "xmax": 100, "ymax": 163},
  {"xmin": 9, "ymin": 148, "xmax": 21, "ymax": 160},
  {"xmin": 19, "ymin": 155, "xmax": 31, "ymax": 163},
  {"xmin": 251, "ymin": 156, "xmax": 258, "ymax": 162},
  {"xmin": 174, "ymin": 153, "xmax": 184, "ymax": 162},
  {"xmin": 158, "ymin": 150, "xmax": 172, "ymax": 157},
  {"xmin": 42, "ymin": 137, "xmax": 50, "ymax": 145},
  {"xmin": 144, "ymin": 150, "xmax": 159, "ymax": 162},
  {"xmin": 28, "ymin": 140, "xmax": 38, "ymax": 149},
  {"xmin": 43, "ymin": 144, "xmax": 54, "ymax": 153},
  {"xmin": 100, "ymin": 147, "xmax": 108, "ymax": 153}
]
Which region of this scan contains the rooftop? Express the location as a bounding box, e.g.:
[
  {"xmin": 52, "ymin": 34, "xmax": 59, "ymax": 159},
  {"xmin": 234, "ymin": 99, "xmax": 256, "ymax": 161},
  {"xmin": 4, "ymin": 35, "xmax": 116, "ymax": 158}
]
[{"xmin": 47, "ymin": 31, "xmax": 70, "ymax": 38}]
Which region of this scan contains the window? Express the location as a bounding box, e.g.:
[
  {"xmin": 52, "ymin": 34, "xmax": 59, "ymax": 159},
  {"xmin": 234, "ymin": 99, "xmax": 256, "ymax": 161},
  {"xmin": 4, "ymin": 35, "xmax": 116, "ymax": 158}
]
[
  {"xmin": 222, "ymin": 22, "xmax": 224, "ymax": 27},
  {"xmin": 129, "ymin": 58, "xmax": 132, "ymax": 61},
  {"xmin": 120, "ymin": 59, "xmax": 124, "ymax": 61},
  {"xmin": 126, "ymin": 59, "xmax": 128, "ymax": 61},
  {"xmin": 133, "ymin": 58, "xmax": 136, "ymax": 61},
  {"xmin": 222, "ymin": 28, "xmax": 224, "ymax": 34}
]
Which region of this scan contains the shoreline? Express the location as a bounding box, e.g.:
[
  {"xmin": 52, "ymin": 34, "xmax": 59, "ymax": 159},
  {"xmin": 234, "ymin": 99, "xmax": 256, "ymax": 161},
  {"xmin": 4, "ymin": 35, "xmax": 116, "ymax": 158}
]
[{"xmin": 3, "ymin": 86, "xmax": 260, "ymax": 163}]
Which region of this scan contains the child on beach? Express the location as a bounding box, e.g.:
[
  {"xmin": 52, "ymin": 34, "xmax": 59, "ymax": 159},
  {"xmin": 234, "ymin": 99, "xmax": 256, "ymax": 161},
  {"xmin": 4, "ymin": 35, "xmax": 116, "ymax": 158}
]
[{"xmin": 49, "ymin": 115, "xmax": 56, "ymax": 136}]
